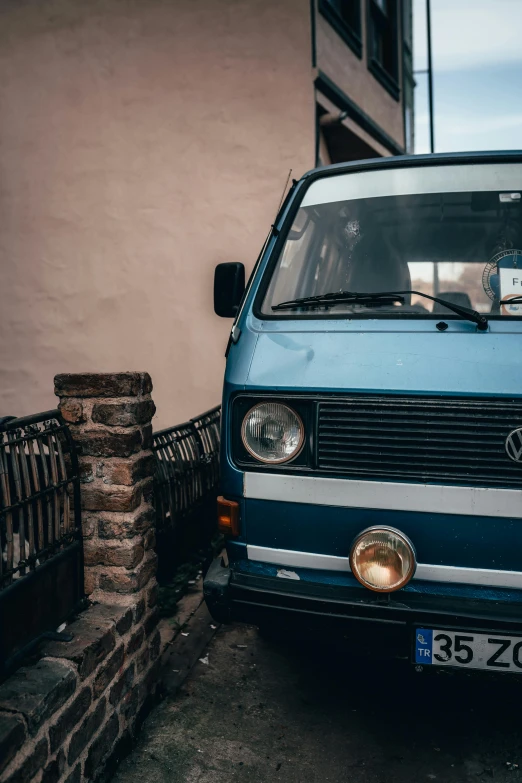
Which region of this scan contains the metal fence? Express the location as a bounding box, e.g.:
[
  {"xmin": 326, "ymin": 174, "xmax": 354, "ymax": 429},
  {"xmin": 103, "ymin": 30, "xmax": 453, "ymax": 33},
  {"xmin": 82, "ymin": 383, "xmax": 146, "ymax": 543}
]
[
  {"xmin": 152, "ymin": 406, "xmax": 221, "ymax": 582},
  {"xmin": 0, "ymin": 411, "xmax": 84, "ymax": 674},
  {"xmin": 0, "ymin": 403, "xmax": 220, "ymax": 670}
]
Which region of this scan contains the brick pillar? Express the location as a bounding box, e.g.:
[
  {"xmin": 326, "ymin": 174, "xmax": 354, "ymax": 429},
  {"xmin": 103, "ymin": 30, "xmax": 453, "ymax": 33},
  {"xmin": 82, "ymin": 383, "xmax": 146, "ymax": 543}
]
[{"xmin": 54, "ymin": 373, "xmax": 157, "ymax": 606}]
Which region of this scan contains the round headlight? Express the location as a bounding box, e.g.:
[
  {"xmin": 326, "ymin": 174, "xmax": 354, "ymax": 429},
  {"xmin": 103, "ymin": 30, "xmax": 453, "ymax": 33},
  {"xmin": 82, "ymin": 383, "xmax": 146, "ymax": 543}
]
[
  {"xmin": 241, "ymin": 402, "xmax": 304, "ymax": 464},
  {"xmin": 349, "ymin": 527, "xmax": 416, "ymax": 592}
]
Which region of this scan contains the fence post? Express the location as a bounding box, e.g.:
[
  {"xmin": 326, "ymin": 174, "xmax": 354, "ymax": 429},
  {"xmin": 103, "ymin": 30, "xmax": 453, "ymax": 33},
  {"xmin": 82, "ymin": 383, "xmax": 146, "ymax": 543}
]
[{"xmin": 54, "ymin": 372, "xmax": 157, "ymax": 606}]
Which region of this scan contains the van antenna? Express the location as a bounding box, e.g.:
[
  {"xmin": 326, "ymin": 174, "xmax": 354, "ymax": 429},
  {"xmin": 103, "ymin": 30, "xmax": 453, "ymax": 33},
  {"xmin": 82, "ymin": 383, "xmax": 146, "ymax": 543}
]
[{"xmin": 276, "ymin": 169, "xmax": 293, "ymax": 214}]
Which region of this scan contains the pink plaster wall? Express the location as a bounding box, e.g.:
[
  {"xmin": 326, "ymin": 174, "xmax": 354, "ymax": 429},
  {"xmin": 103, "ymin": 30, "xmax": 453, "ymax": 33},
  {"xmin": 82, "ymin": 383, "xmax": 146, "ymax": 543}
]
[{"xmin": 0, "ymin": 0, "xmax": 314, "ymax": 428}]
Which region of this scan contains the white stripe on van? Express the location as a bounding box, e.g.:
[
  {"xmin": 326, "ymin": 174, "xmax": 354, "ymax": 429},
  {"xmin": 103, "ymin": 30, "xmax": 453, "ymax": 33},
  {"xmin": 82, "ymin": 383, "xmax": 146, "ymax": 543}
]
[
  {"xmin": 243, "ymin": 472, "xmax": 522, "ymax": 519},
  {"xmin": 246, "ymin": 545, "xmax": 522, "ymax": 589}
]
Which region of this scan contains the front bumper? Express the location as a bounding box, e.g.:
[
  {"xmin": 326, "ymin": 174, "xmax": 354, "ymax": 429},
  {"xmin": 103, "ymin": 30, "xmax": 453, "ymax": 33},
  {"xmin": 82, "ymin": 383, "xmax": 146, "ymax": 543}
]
[{"xmin": 204, "ymin": 557, "xmax": 522, "ymax": 655}]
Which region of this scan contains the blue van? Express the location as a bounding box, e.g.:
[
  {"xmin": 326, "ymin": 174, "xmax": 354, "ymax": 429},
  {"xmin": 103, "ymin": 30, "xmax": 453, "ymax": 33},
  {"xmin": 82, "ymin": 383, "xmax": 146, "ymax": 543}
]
[{"xmin": 204, "ymin": 151, "xmax": 522, "ymax": 674}]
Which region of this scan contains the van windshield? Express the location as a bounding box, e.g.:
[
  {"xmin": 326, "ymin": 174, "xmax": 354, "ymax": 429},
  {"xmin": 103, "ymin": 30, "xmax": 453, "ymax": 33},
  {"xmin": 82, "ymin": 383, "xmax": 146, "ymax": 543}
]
[{"xmin": 261, "ymin": 163, "xmax": 522, "ymax": 319}]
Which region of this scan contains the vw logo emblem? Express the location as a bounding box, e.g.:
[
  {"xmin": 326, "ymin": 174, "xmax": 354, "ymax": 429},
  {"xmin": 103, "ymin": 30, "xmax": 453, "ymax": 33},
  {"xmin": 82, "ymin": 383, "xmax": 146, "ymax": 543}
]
[{"xmin": 506, "ymin": 428, "xmax": 522, "ymax": 463}]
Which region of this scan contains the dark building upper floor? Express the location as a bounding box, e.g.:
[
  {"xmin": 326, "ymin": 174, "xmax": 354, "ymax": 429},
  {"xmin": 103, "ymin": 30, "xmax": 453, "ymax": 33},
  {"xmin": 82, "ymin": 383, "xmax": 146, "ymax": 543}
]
[{"xmin": 314, "ymin": 0, "xmax": 414, "ymax": 163}]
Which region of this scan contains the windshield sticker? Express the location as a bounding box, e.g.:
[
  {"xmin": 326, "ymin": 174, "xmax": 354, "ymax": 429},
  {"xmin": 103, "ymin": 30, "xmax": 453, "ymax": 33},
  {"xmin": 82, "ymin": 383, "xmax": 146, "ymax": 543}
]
[
  {"xmin": 483, "ymin": 249, "xmax": 522, "ymax": 314},
  {"xmin": 500, "ymin": 267, "xmax": 522, "ymax": 315}
]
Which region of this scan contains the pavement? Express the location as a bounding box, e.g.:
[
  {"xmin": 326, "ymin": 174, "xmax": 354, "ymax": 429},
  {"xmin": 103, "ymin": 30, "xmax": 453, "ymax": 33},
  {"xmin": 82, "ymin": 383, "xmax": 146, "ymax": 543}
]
[{"xmin": 113, "ymin": 604, "xmax": 522, "ymax": 783}]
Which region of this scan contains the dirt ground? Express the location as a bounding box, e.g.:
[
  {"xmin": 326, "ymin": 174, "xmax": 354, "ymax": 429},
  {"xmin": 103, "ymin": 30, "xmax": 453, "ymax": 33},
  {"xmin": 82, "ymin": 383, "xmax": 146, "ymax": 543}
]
[{"xmin": 113, "ymin": 619, "xmax": 522, "ymax": 783}]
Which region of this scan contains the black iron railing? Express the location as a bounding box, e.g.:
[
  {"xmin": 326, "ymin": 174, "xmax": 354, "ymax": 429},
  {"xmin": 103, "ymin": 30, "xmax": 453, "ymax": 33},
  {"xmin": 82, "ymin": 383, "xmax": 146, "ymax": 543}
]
[
  {"xmin": 152, "ymin": 406, "xmax": 220, "ymax": 581},
  {"xmin": 0, "ymin": 403, "xmax": 220, "ymax": 667},
  {"xmin": 0, "ymin": 411, "xmax": 84, "ymax": 674}
]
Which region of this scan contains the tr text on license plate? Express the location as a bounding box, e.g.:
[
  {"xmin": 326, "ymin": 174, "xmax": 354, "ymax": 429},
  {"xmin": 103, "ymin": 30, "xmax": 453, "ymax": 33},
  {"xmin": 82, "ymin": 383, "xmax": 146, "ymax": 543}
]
[{"xmin": 415, "ymin": 628, "xmax": 522, "ymax": 672}]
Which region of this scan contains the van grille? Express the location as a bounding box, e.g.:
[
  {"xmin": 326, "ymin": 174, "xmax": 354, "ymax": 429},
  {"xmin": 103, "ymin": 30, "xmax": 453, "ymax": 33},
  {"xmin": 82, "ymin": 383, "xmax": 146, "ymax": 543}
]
[{"xmin": 317, "ymin": 396, "xmax": 522, "ymax": 488}]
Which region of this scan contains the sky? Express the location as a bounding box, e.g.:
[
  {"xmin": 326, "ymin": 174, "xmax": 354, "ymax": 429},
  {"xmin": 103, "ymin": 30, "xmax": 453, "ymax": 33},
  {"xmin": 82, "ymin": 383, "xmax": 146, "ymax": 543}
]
[{"xmin": 413, "ymin": 0, "xmax": 522, "ymax": 153}]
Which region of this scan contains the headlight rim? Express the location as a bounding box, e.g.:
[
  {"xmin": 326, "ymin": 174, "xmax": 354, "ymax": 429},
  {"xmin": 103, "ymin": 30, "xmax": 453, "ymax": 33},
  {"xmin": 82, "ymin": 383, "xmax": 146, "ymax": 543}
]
[
  {"xmin": 240, "ymin": 401, "xmax": 305, "ymax": 465},
  {"xmin": 349, "ymin": 525, "xmax": 417, "ymax": 593}
]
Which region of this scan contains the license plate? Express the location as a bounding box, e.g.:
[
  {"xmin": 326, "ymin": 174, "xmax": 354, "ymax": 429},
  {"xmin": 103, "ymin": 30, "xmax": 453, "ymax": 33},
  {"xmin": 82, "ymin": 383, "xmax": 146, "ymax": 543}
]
[{"xmin": 415, "ymin": 628, "xmax": 522, "ymax": 673}]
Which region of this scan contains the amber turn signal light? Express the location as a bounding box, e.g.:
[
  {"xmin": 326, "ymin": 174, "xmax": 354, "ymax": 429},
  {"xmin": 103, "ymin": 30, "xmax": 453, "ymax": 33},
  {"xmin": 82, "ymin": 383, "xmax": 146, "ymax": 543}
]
[{"xmin": 217, "ymin": 496, "xmax": 240, "ymax": 537}]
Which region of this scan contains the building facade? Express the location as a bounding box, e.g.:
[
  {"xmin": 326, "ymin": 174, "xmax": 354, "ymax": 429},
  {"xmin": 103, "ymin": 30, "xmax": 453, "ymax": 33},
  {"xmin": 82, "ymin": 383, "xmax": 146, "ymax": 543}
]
[
  {"xmin": 315, "ymin": 0, "xmax": 414, "ymax": 163},
  {"xmin": 0, "ymin": 0, "xmax": 413, "ymax": 428}
]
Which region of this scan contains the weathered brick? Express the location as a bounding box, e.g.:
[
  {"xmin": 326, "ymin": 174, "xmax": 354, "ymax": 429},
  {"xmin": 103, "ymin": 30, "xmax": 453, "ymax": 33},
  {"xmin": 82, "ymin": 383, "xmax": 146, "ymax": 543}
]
[
  {"xmin": 120, "ymin": 683, "xmax": 144, "ymax": 723},
  {"xmin": 138, "ymin": 552, "xmax": 158, "ymax": 590},
  {"xmin": 109, "ymin": 663, "xmax": 135, "ymax": 706},
  {"xmin": 55, "ymin": 372, "xmax": 152, "ymax": 398},
  {"xmin": 97, "ymin": 505, "xmax": 155, "ymax": 540},
  {"xmin": 144, "ymin": 608, "xmax": 160, "ymax": 638},
  {"xmin": 127, "ymin": 628, "xmax": 144, "ymax": 656},
  {"xmin": 99, "ymin": 552, "xmax": 157, "ymax": 594},
  {"xmin": 92, "ymin": 400, "xmax": 156, "ymax": 427},
  {"xmin": 81, "ymin": 512, "xmax": 97, "ymax": 538},
  {"xmin": 149, "ymin": 628, "xmax": 161, "ymax": 661},
  {"xmin": 147, "ymin": 582, "xmax": 158, "ymax": 608},
  {"xmin": 58, "ymin": 399, "xmax": 85, "ymax": 424},
  {"xmin": 115, "ymin": 608, "xmax": 133, "ymax": 636},
  {"xmin": 41, "ymin": 748, "xmax": 66, "ymax": 783},
  {"xmin": 74, "ymin": 429, "xmax": 142, "ymax": 458},
  {"xmin": 145, "ymin": 657, "xmax": 162, "ymax": 692},
  {"xmin": 142, "ymin": 476, "xmax": 155, "ymax": 504},
  {"xmin": 134, "ymin": 598, "xmax": 146, "ymax": 624},
  {"xmin": 0, "ymin": 660, "xmax": 76, "ymax": 736},
  {"xmin": 49, "ymin": 687, "xmax": 92, "ymax": 754},
  {"xmin": 84, "ymin": 714, "xmax": 119, "ymax": 779},
  {"xmin": 42, "ymin": 609, "xmax": 116, "ymax": 679},
  {"xmin": 141, "ymin": 424, "xmax": 153, "ymax": 450},
  {"xmin": 81, "ymin": 482, "xmax": 142, "ymax": 512},
  {"xmin": 136, "ymin": 645, "xmax": 150, "ymax": 674},
  {"xmin": 9, "ymin": 737, "xmax": 48, "ymax": 783},
  {"xmin": 64, "ymin": 764, "xmax": 82, "ymax": 783},
  {"xmin": 79, "ymin": 460, "xmax": 95, "ymax": 485},
  {"xmin": 100, "ymin": 454, "xmax": 156, "ymax": 486},
  {"xmin": 68, "ymin": 697, "xmax": 106, "ymax": 765},
  {"xmin": 0, "ymin": 713, "xmax": 26, "ymax": 775},
  {"xmin": 143, "ymin": 527, "xmax": 156, "ymax": 551},
  {"xmin": 84, "ymin": 568, "xmax": 99, "ymax": 596},
  {"xmin": 98, "ymin": 569, "xmax": 136, "ymax": 594},
  {"xmin": 93, "ymin": 644, "xmax": 125, "ymax": 699},
  {"xmin": 122, "ymin": 659, "xmax": 160, "ymax": 723},
  {"xmin": 89, "ymin": 604, "xmax": 132, "ymax": 625},
  {"xmin": 84, "ymin": 539, "xmax": 144, "ymax": 569}
]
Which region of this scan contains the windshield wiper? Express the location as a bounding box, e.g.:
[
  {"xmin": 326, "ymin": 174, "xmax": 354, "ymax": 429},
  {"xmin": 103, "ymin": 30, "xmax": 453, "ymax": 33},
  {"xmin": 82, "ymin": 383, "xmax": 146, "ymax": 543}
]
[
  {"xmin": 272, "ymin": 289, "xmax": 489, "ymax": 331},
  {"xmin": 501, "ymin": 296, "xmax": 522, "ymax": 305},
  {"xmin": 272, "ymin": 291, "xmax": 405, "ymax": 310}
]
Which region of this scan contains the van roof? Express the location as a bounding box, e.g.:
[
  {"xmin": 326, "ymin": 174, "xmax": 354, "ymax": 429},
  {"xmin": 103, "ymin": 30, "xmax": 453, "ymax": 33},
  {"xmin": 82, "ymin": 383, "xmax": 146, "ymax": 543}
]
[{"xmin": 302, "ymin": 150, "xmax": 522, "ymax": 182}]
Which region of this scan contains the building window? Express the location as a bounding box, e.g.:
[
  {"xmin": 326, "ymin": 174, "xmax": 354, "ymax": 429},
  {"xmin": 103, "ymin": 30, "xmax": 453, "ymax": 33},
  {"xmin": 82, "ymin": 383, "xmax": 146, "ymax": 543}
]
[
  {"xmin": 402, "ymin": 0, "xmax": 414, "ymax": 152},
  {"xmin": 319, "ymin": 0, "xmax": 362, "ymax": 58},
  {"xmin": 367, "ymin": 0, "xmax": 400, "ymax": 100}
]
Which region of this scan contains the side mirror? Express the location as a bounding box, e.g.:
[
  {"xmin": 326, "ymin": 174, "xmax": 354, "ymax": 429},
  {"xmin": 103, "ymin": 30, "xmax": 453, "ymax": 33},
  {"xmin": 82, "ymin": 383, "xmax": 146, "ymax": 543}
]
[{"xmin": 214, "ymin": 262, "xmax": 245, "ymax": 317}]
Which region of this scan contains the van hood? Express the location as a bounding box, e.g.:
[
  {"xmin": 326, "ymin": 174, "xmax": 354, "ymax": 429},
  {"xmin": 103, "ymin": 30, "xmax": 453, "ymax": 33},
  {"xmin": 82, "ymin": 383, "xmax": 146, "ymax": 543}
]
[{"xmin": 244, "ymin": 321, "xmax": 522, "ymax": 397}]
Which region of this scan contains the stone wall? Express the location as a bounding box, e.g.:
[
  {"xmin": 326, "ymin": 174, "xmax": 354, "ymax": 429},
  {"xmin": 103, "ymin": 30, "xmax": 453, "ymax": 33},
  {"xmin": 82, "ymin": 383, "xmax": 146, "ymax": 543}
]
[{"xmin": 0, "ymin": 373, "xmax": 161, "ymax": 783}]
